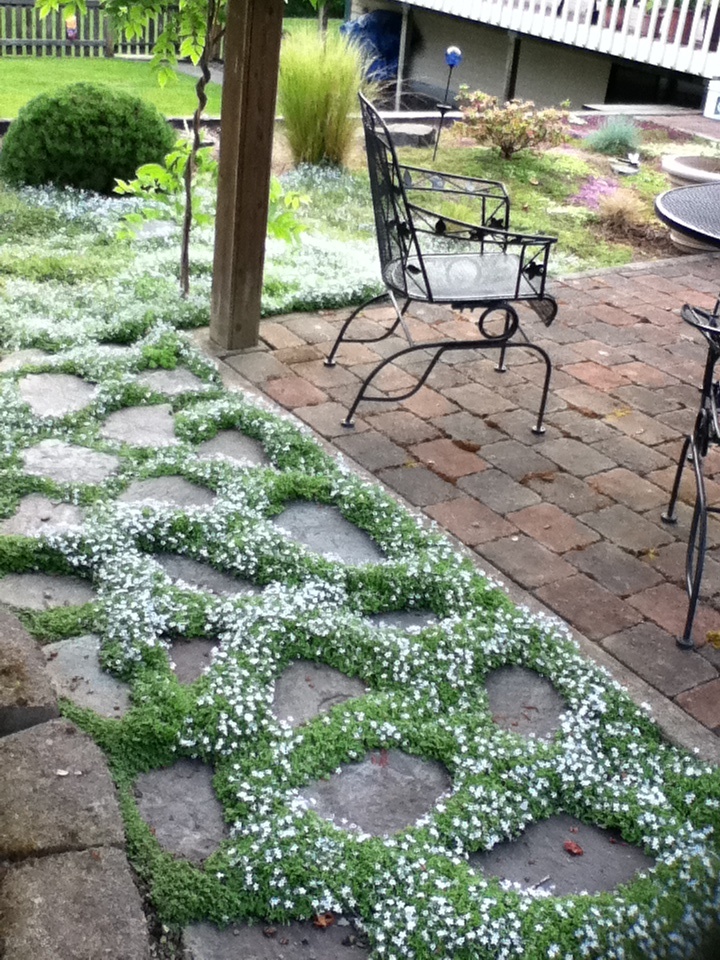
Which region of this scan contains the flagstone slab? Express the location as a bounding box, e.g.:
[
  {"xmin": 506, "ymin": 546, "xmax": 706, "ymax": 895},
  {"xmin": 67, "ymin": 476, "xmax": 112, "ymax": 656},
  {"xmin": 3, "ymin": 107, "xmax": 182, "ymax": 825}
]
[
  {"xmin": 155, "ymin": 554, "xmax": 259, "ymax": 597},
  {"xmin": 135, "ymin": 759, "xmax": 227, "ymax": 864},
  {"xmin": 0, "ymin": 494, "xmax": 85, "ymax": 537},
  {"xmin": 118, "ymin": 476, "xmax": 216, "ymax": 508},
  {"xmin": 184, "ymin": 918, "xmax": 370, "ymax": 959},
  {"xmin": 273, "ymin": 502, "xmax": 386, "ymax": 565},
  {"xmin": 136, "ymin": 367, "xmax": 205, "ymax": 396},
  {"xmin": 300, "ymin": 748, "xmax": 451, "ymax": 836},
  {"xmin": 0, "ymin": 848, "xmax": 150, "ymax": 960},
  {"xmin": 0, "ymin": 572, "xmax": 95, "ymax": 612},
  {"xmin": 469, "ymin": 813, "xmax": 655, "ymax": 896},
  {"xmin": 0, "ymin": 348, "xmax": 50, "ymax": 372},
  {"xmin": 0, "ymin": 718, "xmax": 124, "ymax": 858},
  {"xmin": 0, "ymin": 572, "xmax": 95, "ymax": 611},
  {"xmin": 0, "ymin": 610, "xmax": 58, "ymax": 735},
  {"xmin": 101, "ymin": 403, "xmax": 178, "ymax": 447},
  {"xmin": 272, "ymin": 659, "xmax": 367, "ymax": 727},
  {"xmin": 486, "ymin": 665, "xmax": 566, "ymax": 739},
  {"xmin": 18, "ymin": 372, "xmax": 97, "ymax": 417},
  {"xmin": 366, "ymin": 610, "xmax": 439, "ymax": 630},
  {"xmin": 44, "ymin": 634, "xmax": 130, "ymax": 718},
  {"xmin": 197, "ymin": 429, "xmax": 270, "ymax": 466},
  {"xmin": 21, "ymin": 438, "xmax": 120, "ymax": 485},
  {"xmin": 169, "ymin": 638, "xmax": 218, "ymax": 684}
]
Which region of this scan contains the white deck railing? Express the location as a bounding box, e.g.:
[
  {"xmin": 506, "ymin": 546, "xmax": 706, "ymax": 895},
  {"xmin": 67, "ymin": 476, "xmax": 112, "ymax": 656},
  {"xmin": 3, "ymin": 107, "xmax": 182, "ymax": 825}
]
[{"xmin": 415, "ymin": 0, "xmax": 720, "ymax": 78}]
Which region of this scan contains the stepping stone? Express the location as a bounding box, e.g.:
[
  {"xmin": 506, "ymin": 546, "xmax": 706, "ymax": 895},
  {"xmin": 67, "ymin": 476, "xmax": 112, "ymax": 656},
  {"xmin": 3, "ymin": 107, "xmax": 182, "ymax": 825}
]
[
  {"xmin": 300, "ymin": 748, "xmax": 451, "ymax": 836},
  {"xmin": 155, "ymin": 554, "xmax": 259, "ymax": 597},
  {"xmin": 0, "ymin": 718, "xmax": 125, "ymax": 858},
  {"xmin": 485, "ymin": 665, "xmax": 566, "ymax": 740},
  {"xmin": 21, "ymin": 439, "xmax": 120, "ymax": 485},
  {"xmin": 18, "ymin": 372, "xmax": 97, "ymax": 417},
  {"xmin": 197, "ymin": 429, "xmax": 270, "ymax": 466},
  {"xmin": 135, "ymin": 759, "xmax": 226, "ymax": 864},
  {"xmin": 0, "ymin": 348, "xmax": 49, "ymax": 372},
  {"xmin": 0, "ymin": 848, "xmax": 150, "ymax": 960},
  {"xmin": 0, "ymin": 611, "xmax": 58, "ymax": 736},
  {"xmin": 184, "ymin": 918, "xmax": 370, "ymax": 960},
  {"xmin": 0, "ymin": 494, "xmax": 85, "ymax": 537},
  {"xmin": 386, "ymin": 122, "xmax": 437, "ymax": 147},
  {"xmin": 367, "ymin": 610, "xmax": 438, "ymax": 631},
  {"xmin": 118, "ymin": 476, "xmax": 215, "ymax": 508},
  {"xmin": 44, "ymin": 635, "xmax": 130, "ymax": 718},
  {"xmin": 273, "ymin": 502, "xmax": 386, "ymax": 565},
  {"xmin": 169, "ymin": 638, "xmax": 217, "ymax": 684},
  {"xmin": 272, "ymin": 659, "xmax": 367, "ymax": 727},
  {"xmin": 136, "ymin": 368, "xmax": 205, "ymax": 396},
  {"xmin": 0, "ymin": 572, "xmax": 95, "ymax": 611},
  {"xmin": 101, "ymin": 403, "xmax": 178, "ymax": 447},
  {"xmin": 469, "ymin": 813, "xmax": 655, "ymax": 896}
]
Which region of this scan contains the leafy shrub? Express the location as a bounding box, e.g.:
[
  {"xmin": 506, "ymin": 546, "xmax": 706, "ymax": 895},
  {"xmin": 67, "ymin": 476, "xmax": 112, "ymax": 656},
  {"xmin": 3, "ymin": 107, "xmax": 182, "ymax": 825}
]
[
  {"xmin": 0, "ymin": 83, "xmax": 175, "ymax": 195},
  {"xmin": 584, "ymin": 116, "xmax": 641, "ymax": 156},
  {"xmin": 277, "ymin": 29, "xmax": 374, "ymax": 166},
  {"xmin": 457, "ymin": 87, "xmax": 568, "ymax": 160}
]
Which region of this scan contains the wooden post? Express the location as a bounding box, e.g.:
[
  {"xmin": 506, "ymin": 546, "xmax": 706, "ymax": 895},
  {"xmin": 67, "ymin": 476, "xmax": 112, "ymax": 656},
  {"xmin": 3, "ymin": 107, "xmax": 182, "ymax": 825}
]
[
  {"xmin": 209, "ymin": 0, "xmax": 284, "ymax": 351},
  {"xmin": 103, "ymin": 15, "xmax": 114, "ymax": 57}
]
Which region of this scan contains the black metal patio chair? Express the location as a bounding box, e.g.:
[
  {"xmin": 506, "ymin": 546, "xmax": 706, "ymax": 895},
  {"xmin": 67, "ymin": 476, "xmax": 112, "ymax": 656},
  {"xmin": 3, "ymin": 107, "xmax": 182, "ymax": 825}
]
[
  {"xmin": 662, "ymin": 301, "xmax": 720, "ymax": 648},
  {"xmin": 325, "ymin": 93, "xmax": 559, "ymax": 434}
]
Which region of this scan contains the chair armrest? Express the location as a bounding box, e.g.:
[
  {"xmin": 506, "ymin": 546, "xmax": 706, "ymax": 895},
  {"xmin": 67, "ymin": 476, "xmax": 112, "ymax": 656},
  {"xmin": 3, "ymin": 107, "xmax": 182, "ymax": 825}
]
[
  {"xmin": 408, "ymin": 203, "xmax": 557, "ymax": 248},
  {"xmin": 399, "ymin": 163, "xmax": 510, "ymax": 229}
]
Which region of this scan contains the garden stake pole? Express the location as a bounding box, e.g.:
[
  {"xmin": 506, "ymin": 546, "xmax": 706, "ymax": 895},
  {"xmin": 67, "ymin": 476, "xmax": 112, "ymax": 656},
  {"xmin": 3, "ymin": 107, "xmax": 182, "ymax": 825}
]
[{"xmin": 432, "ymin": 46, "xmax": 462, "ymax": 163}]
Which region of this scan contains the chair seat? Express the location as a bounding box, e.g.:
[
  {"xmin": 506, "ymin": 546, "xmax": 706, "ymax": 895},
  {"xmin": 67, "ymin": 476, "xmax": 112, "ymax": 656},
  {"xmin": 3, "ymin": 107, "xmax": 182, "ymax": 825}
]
[{"xmin": 384, "ymin": 252, "xmax": 538, "ymax": 305}]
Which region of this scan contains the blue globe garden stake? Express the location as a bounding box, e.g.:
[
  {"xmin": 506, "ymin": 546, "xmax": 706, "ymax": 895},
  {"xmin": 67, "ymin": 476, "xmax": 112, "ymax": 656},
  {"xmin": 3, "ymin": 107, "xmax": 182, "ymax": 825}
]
[{"xmin": 433, "ymin": 46, "xmax": 462, "ymax": 162}]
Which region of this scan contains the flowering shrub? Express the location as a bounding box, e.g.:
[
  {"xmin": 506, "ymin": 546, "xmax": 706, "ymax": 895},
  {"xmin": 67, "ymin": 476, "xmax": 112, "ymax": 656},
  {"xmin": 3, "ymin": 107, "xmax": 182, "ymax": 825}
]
[
  {"xmin": 457, "ymin": 87, "xmax": 569, "ymax": 160},
  {"xmin": 0, "ymin": 185, "xmax": 719, "ymax": 959}
]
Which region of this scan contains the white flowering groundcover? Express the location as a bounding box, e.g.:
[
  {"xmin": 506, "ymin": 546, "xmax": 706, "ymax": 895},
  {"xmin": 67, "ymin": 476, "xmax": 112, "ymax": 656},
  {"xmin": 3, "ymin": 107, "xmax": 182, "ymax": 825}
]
[{"xmin": 0, "ymin": 186, "xmax": 719, "ymax": 960}]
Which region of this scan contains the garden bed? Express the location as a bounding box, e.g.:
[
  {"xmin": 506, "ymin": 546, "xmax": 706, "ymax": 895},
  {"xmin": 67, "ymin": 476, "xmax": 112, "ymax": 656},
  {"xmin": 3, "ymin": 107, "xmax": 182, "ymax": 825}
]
[{"xmin": 0, "ymin": 182, "xmax": 718, "ymax": 959}]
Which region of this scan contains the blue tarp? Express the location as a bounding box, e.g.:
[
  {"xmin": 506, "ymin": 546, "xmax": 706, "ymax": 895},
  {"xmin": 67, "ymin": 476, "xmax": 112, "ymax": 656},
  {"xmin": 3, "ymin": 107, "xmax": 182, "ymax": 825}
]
[{"xmin": 340, "ymin": 10, "xmax": 403, "ymax": 81}]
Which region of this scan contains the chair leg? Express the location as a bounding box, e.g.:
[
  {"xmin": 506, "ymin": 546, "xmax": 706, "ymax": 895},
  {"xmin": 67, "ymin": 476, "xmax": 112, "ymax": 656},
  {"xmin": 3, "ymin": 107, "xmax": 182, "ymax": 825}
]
[
  {"xmin": 662, "ymin": 435, "xmax": 692, "ymax": 525},
  {"xmin": 325, "ymin": 292, "xmax": 410, "ymax": 367},
  {"xmin": 493, "ymin": 310, "xmax": 516, "ymax": 373},
  {"xmin": 679, "ymin": 443, "xmax": 708, "ymax": 650},
  {"xmin": 497, "ymin": 341, "xmax": 553, "ymax": 435}
]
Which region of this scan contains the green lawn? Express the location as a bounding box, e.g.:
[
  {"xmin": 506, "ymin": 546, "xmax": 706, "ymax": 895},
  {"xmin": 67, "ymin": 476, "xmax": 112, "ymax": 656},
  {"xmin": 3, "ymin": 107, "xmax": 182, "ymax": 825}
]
[{"xmin": 0, "ymin": 57, "xmax": 223, "ymax": 119}]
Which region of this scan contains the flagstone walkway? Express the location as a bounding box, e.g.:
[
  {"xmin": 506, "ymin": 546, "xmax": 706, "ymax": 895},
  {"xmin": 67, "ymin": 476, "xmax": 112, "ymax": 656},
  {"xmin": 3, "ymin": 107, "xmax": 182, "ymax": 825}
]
[{"xmin": 206, "ymin": 252, "xmax": 720, "ymax": 750}]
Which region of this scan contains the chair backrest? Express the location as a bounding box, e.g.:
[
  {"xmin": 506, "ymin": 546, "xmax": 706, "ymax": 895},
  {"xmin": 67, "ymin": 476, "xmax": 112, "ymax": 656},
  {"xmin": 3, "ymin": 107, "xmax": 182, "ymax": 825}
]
[{"xmin": 358, "ymin": 93, "xmax": 429, "ymax": 299}]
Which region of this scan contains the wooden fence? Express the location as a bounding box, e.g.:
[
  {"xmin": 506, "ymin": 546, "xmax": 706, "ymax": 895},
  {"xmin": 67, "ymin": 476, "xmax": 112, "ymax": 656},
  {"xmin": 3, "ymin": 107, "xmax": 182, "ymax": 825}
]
[{"xmin": 0, "ymin": 0, "xmax": 169, "ymax": 57}]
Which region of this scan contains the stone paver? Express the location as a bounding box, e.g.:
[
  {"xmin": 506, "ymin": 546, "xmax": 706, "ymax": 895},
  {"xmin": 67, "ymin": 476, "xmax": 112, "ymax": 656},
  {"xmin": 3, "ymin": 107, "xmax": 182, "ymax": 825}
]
[
  {"xmin": 272, "ymin": 501, "xmax": 386, "ymax": 564},
  {"xmin": 0, "ymin": 494, "xmax": 85, "ymax": 536},
  {"xmin": 184, "ymin": 919, "xmax": 370, "ymax": 959},
  {"xmin": 0, "ymin": 719, "xmax": 124, "ymax": 858},
  {"xmin": 470, "ymin": 813, "xmax": 654, "ymax": 896},
  {"xmin": 0, "ymin": 572, "xmax": 95, "ymax": 610},
  {"xmin": 101, "ymin": 403, "xmax": 178, "ymax": 447},
  {"xmin": 272, "ymin": 659, "xmax": 367, "ymax": 727},
  {"xmin": 119, "ymin": 475, "xmax": 215, "ymax": 508},
  {"xmin": 480, "ymin": 536, "xmax": 575, "ymax": 589},
  {"xmin": 21, "ymin": 439, "xmax": 120, "ymax": 484},
  {"xmin": 425, "ymin": 497, "xmax": 516, "ymax": 546},
  {"xmin": 565, "ymin": 541, "xmax": 663, "ymax": 597},
  {"xmin": 135, "ymin": 759, "xmax": 226, "ymax": 864},
  {"xmin": 0, "ymin": 611, "xmax": 58, "ymax": 735},
  {"xmin": 169, "ymin": 638, "xmax": 217, "ymax": 684},
  {"xmin": 196, "ymin": 428, "xmax": 270, "ymax": 466},
  {"xmin": 0, "ymin": 848, "xmax": 150, "ymax": 960},
  {"xmin": 537, "ymin": 575, "xmax": 641, "ymax": 641},
  {"xmin": 675, "ymin": 678, "xmax": 720, "ymax": 729},
  {"xmin": 377, "ymin": 465, "xmax": 462, "ymax": 507},
  {"xmin": 136, "ymin": 367, "xmax": 205, "ymax": 395},
  {"xmin": 486, "ymin": 666, "xmax": 566, "ymax": 739},
  {"xmin": 18, "ymin": 372, "xmax": 97, "ymax": 417},
  {"xmin": 155, "ymin": 554, "xmax": 259, "ymax": 597},
  {"xmin": 508, "ymin": 503, "xmax": 599, "ymax": 554},
  {"xmin": 44, "ymin": 634, "xmax": 130, "ymax": 718},
  {"xmin": 410, "ymin": 438, "xmax": 486, "ymax": 480},
  {"xmin": 300, "ymin": 749, "xmax": 451, "ymax": 836},
  {"xmin": 0, "ymin": 348, "xmax": 49, "ymax": 371}
]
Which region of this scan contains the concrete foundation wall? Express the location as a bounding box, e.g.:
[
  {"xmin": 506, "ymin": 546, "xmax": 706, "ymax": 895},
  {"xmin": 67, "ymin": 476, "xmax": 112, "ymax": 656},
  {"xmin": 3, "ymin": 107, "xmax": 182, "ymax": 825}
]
[{"xmin": 514, "ymin": 38, "xmax": 610, "ymax": 108}]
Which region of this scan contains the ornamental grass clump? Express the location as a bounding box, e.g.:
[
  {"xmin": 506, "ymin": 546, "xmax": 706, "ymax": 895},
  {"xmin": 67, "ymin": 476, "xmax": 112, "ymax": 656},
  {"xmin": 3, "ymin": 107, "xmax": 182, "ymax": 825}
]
[
  {"xmin": 457, "ymin": 86, "xmax": 568, "ymax": 160},
  {"xmin": 584, "ymin": 115, "xmax": 641, "ymax": 156},
  {"xmin": 0, "ymin": 83, "xmax": 175, "ymax": 195},
  {"xmin": 277, "ymin": 30, "xmax": 374, "ymax": 167}
]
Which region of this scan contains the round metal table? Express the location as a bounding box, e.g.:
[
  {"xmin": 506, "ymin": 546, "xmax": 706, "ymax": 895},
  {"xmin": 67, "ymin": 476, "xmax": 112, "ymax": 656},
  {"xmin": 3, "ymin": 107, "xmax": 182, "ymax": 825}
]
[{"xmin": 655, "ymin": 182, "xmax": 720, "ymax": 249}]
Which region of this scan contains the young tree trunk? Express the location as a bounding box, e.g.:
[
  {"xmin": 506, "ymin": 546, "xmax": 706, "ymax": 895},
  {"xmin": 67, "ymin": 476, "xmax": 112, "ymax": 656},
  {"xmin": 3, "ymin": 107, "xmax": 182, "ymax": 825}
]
[
  {"xmin": 318, "ymin": 1, "xmax": 329, "ymax": 35},
  {"xmin": 180, "ymin": 0, "xmax": 217, "ymax": 296}
]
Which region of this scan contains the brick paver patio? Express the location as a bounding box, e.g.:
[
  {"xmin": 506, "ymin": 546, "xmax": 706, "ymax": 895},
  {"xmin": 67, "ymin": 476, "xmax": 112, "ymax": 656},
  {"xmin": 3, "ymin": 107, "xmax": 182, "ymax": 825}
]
[{"xmin": 211, "ymin": 253, "xmax": 720, "ymax": 740}]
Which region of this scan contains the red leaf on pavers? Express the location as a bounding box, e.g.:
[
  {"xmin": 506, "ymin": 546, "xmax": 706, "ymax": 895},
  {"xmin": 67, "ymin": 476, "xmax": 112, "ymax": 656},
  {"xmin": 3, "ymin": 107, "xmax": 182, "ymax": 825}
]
[
  {"xmin": 569, "ymin": 827, "xmax": 579, "ymax": 833},
  {"xmin": 279, "ymin": 938, "xmax": 290, "ymax": 945},
  {"xmin": 564, "ymin": 841, "xmax": 584, "ymax": 856},
  {"xmin": 371, "ymin": 750, "xmax": 390, "ymax": 768},
  {"xmin": 313, "ymin": 913, "xmax": 335, "ymax": 929},
  {"xmin": 263, "ymin": 927, "xmax": 277, "ymax": 938}
]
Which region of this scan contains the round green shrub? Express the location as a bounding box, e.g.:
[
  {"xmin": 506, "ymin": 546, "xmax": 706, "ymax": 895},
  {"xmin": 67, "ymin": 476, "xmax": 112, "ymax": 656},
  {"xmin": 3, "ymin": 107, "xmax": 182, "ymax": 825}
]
[{"xmin": 0, "ymin": 82, "xmax": 176, "ymax": 195}]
